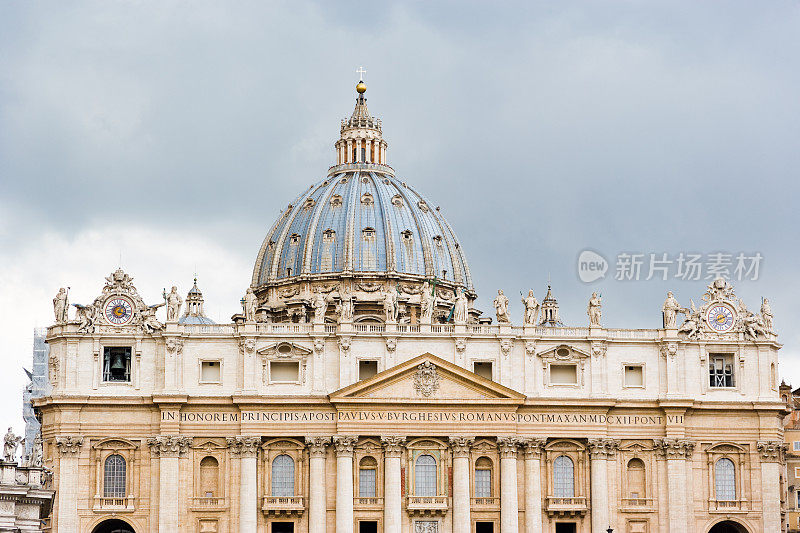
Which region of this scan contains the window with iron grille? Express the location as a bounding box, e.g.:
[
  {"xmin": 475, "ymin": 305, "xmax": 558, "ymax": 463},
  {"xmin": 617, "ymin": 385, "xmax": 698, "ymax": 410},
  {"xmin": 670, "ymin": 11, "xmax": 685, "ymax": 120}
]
[
  {"xmin": 553, "ymin": 455, "xmax": 575, "ymax": 498},
  {"xmin": 414, "ymin": 454, "xmax": 437, "ymax": 497},
  {"xmin": 709, "ymin": 354, "xmax": 734, "ymax": 388},
  {"xmin": 474, "ymin": 468, "xmax": 491, "ymax": 498},
  {"xmin": 715, "ymin": 458, "xmax": 736, "ymax": 501},
  {"xmin": 271, "ymin": 455, "xmax": 295, "ymax": 497},
  {"xmin": 102, "ymin": 347, "xmax": 131, "ymax": 383},
  {"xmin": 103, "ymin": 454, "xmax": 126, "ymax": 497}
]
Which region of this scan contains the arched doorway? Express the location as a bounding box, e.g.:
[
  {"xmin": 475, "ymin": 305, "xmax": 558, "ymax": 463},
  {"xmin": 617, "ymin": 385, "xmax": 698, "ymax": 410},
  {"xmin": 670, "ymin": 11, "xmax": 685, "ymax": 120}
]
[
  {"xmin": 708, "ymin": 520, "xmax": 749, "ymax": 533},
  {"xmin": 91, "ymin": 518, "xmax": 135, "ymax": 533}
]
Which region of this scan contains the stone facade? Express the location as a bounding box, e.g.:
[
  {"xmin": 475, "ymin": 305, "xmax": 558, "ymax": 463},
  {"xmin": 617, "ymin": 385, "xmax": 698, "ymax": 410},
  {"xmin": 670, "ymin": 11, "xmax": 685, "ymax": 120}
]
[
  {"xmin": 35, "ymin": 82, "xmax": 785, "ymax": 533},
  {"xmin": 0, "ymin": 460, "xmax": 54, "ymax": 531}
]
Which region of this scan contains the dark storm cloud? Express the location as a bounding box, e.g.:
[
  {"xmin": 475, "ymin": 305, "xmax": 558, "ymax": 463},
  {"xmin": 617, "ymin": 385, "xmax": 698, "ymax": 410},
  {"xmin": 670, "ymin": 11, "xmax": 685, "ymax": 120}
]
[{"xmin": 1, "ymin": 1, "xmax": 799, "ymax": 378}]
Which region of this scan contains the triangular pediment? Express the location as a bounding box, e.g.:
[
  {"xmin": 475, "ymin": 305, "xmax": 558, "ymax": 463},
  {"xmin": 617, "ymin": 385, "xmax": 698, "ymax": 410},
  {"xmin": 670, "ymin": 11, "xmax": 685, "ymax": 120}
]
[{"xmin": 330, "ymin": 353, "xmax": 525, "ymax": 404}]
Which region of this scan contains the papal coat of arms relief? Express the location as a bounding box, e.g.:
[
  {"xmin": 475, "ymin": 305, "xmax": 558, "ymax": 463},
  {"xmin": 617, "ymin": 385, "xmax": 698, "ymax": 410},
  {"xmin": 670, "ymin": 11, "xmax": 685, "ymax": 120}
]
[{"xmin": 412, "ymin": 361, "xmax": 440, "ymax": 397}]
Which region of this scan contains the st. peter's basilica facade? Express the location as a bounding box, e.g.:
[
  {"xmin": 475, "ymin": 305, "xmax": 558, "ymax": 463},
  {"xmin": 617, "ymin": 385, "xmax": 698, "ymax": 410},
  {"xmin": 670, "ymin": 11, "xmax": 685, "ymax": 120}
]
[{"xmin": 37, "ymin": 81, "xmax": 786, "ymax": 533}]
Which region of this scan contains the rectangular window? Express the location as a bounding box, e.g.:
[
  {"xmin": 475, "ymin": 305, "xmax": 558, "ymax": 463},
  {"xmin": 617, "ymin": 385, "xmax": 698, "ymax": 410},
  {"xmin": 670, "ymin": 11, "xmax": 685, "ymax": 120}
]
[
  {"xmin": 550, "ymin": 364, "xmax": 578, "ymax": 385},
  {"xmin": 270, "ymin": 361, "xmax": 299, "ymax": 383},
  {"xmin": 709, "ymin": 354, "xmax": 734, "ymax": 387},
  {"xmin": 200, "ymin": 361, "xmax": 221, "ymax": 383},
  {"xmin": 359, "ymin": 468, "xmax": 376, "ymax": 497},
  {"xmin": 624, "ymin": 365, "xmax": 644, "ymax": 387},
  {"xmin": 473, "ymin": 362, "xmax": 493, "ymax": 381},
  {"xmin": 796, "ymin": 490, "xmax": 800, "ymax": 509},
  {"xmin": 794, "ymin": 441, "xmax": 800, "ymax": 452},
  {"xmin": 359, "ymin": 360, "xmax": 378, "ymax": 381},
  {"xmin": 102, "ymin": 347, "xmax": 131, "ymax": 383},
  {"xmin": 474, "ymin": 469, "xmax": 491, "ymax": 498}
]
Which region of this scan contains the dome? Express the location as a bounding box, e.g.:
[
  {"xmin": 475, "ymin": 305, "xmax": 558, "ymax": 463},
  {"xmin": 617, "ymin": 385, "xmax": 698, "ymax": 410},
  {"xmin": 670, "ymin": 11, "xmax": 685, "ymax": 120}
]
[
  {"xmin": 251, "ymin": 172, "xmax": 473, "ymax": 288},
  {"xmin": 178, "ymin": 278, "xmax": 216, "ymax": 325}
]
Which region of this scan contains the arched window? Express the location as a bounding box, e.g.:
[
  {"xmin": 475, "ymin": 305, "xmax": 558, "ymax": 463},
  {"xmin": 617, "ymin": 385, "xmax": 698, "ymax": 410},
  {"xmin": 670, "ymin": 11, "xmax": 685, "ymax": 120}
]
[
  {"xmin": 103, "ymin": 454, "xmax": 126, "ymax": 498},
  {"xmin": 553, "ymin": 456, "xmax": 574, "ymax": 498},
  {"xmin": 199, "ymin": 456, "xmax": 219, "ymax": 497},
  {"xmin": 415, "ymin": 454, "xmax": 437, "ymax": 497},
  {"xmin": 271, "ymin": 455, "xmax": 295, "ymax": 497},
  {"xmin": 474, "ymin": 457, "xmax": 493, "ymax": 498},
  {"xmin": 626, "ymin": 458, "xmax": 646, "ymax": 499},
  {"xmin": 715, "ymin": 458, "xmax": 736, "ymax": 501},
  {"xmin": 359, "ymin": 456, "xmax": 378, "ymax": 498}
]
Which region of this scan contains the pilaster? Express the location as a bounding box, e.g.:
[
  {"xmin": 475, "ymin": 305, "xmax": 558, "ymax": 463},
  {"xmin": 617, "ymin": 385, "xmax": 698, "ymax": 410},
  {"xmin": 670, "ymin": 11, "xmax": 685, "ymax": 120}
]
[
  {"xmin": 382, "ymin": 436, "xmax": 406, "ymax": 533},
  {"xmin": 497, "ymin": 437, "xmax": 519, "ymax": 533},
  {"xmin": 449, "ymin": 436, "xmax": 474, "ymax": 533}
]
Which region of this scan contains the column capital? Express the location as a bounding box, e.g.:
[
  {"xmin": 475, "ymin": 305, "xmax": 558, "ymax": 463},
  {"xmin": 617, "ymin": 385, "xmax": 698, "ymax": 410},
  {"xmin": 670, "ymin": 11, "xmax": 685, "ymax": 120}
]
[
  {"xmin": 227, "ymin": 436, "xmax": 261, "ymax": 457},
  {"xmin": 380, "ymin": 436, "xmax": 406, "ymax": 458},
  {"xmin": 587, "ymin": 438, "xmax": 620, "ymax": 459},
  {"xmin": 333, "ymin": 435, "xmax": 358, "ymax": 457},
  {"xmin": 654, "ymin": 438, "xmax": 694, "ymax": 459},
  {"xmin": 496, "ymin": 436, "xmax": 520, "ymax": 458},
  {"xmin": 449, "ymin": 436, "xmax": 475, "ymax": 458},
  {"xmin": 55, "ymin": 436, "xmax": 84, "ymax": 456},
  {"xmin": 757, "ymin": 440, "xmax": 788, "ymax": 463},
  {"xmin": 147, "ymin": 435, "xmax": 191, "ymax": 457},
  {"xmin": 305, "ymin": 436, "xmax": 332, "ymax": 457},
  {"xmin": 520, "ymin": 437, "xmax": 547, "ymax": 458}
]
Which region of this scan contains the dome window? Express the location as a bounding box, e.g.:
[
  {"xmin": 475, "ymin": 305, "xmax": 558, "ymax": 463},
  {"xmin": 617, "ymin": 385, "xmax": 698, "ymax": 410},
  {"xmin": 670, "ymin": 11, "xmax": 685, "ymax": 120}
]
[
  {"xmin": 340, "ymin": 177, "xmax": 348, "ymax": 184},
  {"xmin": 361, "ymin": 193, "xmax": 374, "ymax": 206},
  {"xmin": 417, "ymin": 200, "xmax": 429, "ymax": 212},
  {"xmin": 391, "ymin": 195, "xmax": 404, "ymax": 208},
  {"xmin": 362, "ymin": 227, "xmax": 376, "ymax": 238},
  {"xmin": 330, "ymin": 195, "xmax": 343, "ymax": 208},
  {"xmin": 321, "ymin": 229, "xmax": 336, "ymax": 271},
  {"xmin": 303, "ymin": 198, "xmax": 316, "ymax": 209},
  {"xmin": 289, "ymin": 234, "xmax": 301, "ymax": 245},
  {"xmin": 401, "ymin": 230, "xmax": 413, "ymax": 241}
]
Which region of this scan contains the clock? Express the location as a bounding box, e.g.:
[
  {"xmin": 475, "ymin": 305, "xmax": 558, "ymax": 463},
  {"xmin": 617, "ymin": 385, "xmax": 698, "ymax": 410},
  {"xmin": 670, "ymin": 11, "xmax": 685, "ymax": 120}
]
[
  {"xmin": 706, "ymin": 303, "xmax": 735, "ymax": 333},
  {"xmin": 105, "ymin": 297, "xmax": 134, "ymax": 325}
]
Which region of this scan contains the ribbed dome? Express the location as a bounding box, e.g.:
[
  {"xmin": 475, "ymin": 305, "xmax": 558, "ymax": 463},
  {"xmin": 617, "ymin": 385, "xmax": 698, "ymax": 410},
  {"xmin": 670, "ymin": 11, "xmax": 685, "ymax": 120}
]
[{"xmin": 252, "ymin": 171, "xmax": 473, "ymax": 289}]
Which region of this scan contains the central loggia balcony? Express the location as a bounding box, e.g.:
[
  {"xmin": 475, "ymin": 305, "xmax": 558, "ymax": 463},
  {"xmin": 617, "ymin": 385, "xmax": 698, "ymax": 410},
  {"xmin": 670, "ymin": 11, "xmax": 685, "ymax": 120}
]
[
  {"xmin": 189, "ymin": 496, "xmax": 228, "ymax": 512},
  {"xmin": 262, "ymin": 495, "xmax": 305, "ymax": 516},
  {"xmin": 354, "ymin": 496, "xmax": 384, "ymax": 510},
  {"xmin": 545, "ymin": 496, "xmax": 588, "ymax": 517},
  {"xmin": 92, "ymin": 495, "xmax": 135, "ymax": 512},
  {"xmin": 406, "ymin": 495, "xmax": 449, "ymax": 516},
  {"xmin": 709, "ymin": 498, "xmax": 749, "ymax": 513}
]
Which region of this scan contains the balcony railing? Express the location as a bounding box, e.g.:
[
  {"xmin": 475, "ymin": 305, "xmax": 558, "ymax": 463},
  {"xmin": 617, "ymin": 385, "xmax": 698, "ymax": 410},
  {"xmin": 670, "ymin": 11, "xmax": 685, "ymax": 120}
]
[
  {"xmin": 545, "ymin": 496, "xmax": 588, "ymax": 517},
  {"xmin": 262, "ymin": 496, "xmax": 305, "ymax": 516},
  {"xmin": 620, "ymin": 497, "xmax": 655, "ymax": 511},
  {"xmin": 355, "ymin": 496, "xmax": 384, "ymax": 509},
  {"xmin": 471, "ymin": 497, "xmax": 500, "ymax": 508},
  {"xmin": 709, "ymin": 499, "xmax": 748, "ymax": 512},
  {"xmin": 354, "ymin": 324, "xmax": 386, "ymax": 333},
  {"xmin": 93, "ymin": 496, "xmax": 135, "ymax": 512},
  {"xmin": 406, "ymin": 495, "xmax": 449, "ymax": 516},
  {"xmin": 190, "ymin": 496, "xmax": 227, "ymax": 511}
]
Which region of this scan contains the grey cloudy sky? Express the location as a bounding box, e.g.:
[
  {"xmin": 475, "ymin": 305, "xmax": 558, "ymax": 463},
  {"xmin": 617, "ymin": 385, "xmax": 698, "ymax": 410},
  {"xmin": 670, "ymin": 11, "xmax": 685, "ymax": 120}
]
[{"xmin": 1, "ymin": 1, "xmax": 799, "ymax": 430}]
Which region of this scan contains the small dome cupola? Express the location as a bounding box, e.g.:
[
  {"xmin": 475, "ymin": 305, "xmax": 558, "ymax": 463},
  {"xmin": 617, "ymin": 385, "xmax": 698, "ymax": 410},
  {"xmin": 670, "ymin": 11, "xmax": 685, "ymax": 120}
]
[
  {"xmin": 179, "ymin": 277, "xmax": 216, "ymax": 325},
  {"xmin": 335, "ymin": 70, "xmax": 388, "ymax": 167}
]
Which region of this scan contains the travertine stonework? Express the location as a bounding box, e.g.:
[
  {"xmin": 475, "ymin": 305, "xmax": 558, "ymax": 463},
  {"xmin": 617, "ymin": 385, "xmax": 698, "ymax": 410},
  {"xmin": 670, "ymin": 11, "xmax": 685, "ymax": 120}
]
[{"xmin": 37, "ymin": 82, "xmax": 785, "ymax": 533}]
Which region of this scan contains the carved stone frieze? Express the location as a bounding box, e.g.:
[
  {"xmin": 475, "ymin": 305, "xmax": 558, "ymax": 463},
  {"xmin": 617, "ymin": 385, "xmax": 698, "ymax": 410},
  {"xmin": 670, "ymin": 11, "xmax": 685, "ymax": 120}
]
[
  {"xmin": 305, "ymin": 436, "xmax": 331, "ymax": 457},
  {"xmin": 500, "ymin": 339, "xmax": 513, "ymax": 357},
  {"xmin": 757, "ymin": 440, "xmax": 787, "ymax": 463},
  {"xmin": 455, "ymin": 338, "xmax": 467, "ymax": 354},
  {"xmin": 449, "ymin": 436, "xmax": 474, "ymax": 458},
  {"xmin": 165, "ymin": 337, "xmax": 184, "ymax": 355},
  {"xmin": 591, "ymin": 342, "xmax": 607, "ymax": 358},
  {"xmin": 381, "ymin": 436, "xmax": 406, "ymax": 457},
  {"xmin": 587, "ymin": 438, "xmax": 620, "ymax": 458},
  {"xmin": 412, "ymin": 361, "xmax": 440, "ymax": 397},
  {"xmin": 55, "ymin": 436, "xmax": 84, "ymax": 456},
  {"xmin": 226, "ymin": 436, "xmax": 261, "ymax": 457},
  {"xmin": 313, "ymin": 338, "xmax": 326, "ymax": 353},
  {"xmin": 525, "ymin": 341, "xmax": 536, "ymax": 357},
  {"xmin": 496, "ymin": 436, "xmax": 519, "ymax": 458},
  {"xmin": 659, "ymin": 342, "xmax": 677, "ymax": 359},
  {"xmin": 654, "ymin": 438, "xmax": 694, "ymax": 459},
  {"xmin": 147, "ymin": 435, "xmax": 191, "ymax": 457},
  {"xmin": 385, "ymin": 337, "xmax": 397, "ymax": 353},
  {"xmin": 338, "ymin": 337, "xmax": 352, "ymax": 352},
  {"xmin": 333, "ymin": 435, "xmax": 358, "ymax": 456}
]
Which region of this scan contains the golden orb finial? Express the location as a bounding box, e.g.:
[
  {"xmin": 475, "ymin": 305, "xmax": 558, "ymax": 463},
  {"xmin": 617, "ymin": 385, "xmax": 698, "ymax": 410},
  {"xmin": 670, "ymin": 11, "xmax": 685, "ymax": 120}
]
[{"xmin": 356, "ymin": 80, "xmax": 367, "ymax": 94}]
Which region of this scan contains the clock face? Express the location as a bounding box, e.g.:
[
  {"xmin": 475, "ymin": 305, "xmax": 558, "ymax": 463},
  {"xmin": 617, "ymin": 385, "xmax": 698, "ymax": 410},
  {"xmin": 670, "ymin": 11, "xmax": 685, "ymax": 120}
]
[
  {"xmin": 706, "ymin": 303, "xmax": 735, "ymax": 333},
  {"xmin": 105, "ymin": 297, "xmax": 134, "ymax": 325}
]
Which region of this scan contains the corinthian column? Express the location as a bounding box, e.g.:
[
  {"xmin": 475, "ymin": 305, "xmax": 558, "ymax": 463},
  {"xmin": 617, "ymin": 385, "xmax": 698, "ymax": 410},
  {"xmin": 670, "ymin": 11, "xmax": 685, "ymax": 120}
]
[
  {"xmin": 588, "ymin": 438, "xmax": 619, "ymax": 533},
  {"xmin": 521, "ymin": 438, "xmax": 545, "ymax": 533},
  {"xmin": 655, "ymin": 438, "xmax": 694, "ymax": 533},
  {"xmin": 55, "ymin": 436, "xmax": 83, "ymax": 533},
  {"xmin": 758, "ymin": 440, "xmax": 787, "ymax": 533},
  {"xmin": 148, "ymin": 435, "xmax": 191, "ymax": 532},
  {"xmin": 449, "ymin": 436, "xmax": 474, "ymax": 533},
  {"xmin": 497, "ymin": 437, "xmax": 519, "ymax": 532},
  {"xmin": 382, "ymin": 436, "xmax": 406, "ymax": 533},
  {"xmin": 334, "ymin": 435, "xmax": 358, "ymax": 533},
  {"xmin": 227, "ymin": 436, "xmax": 261, "ymax": 533},
  {"xmin": 306, "ymin": 437, "xmax": 331, "ymax": 533}
]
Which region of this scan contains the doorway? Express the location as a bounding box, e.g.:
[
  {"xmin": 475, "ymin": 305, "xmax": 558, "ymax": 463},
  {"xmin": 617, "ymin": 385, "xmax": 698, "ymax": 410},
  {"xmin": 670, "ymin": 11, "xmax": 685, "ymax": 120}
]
[
  {"xmin": 708, "ymin": 521, "xmax": 749, "ymax": 533},
  {"xmin": 271, "ymin": 523, "xmax": 294, "ymax": 533},
  {"xmin": 555, "ymin": 523, "xmax": 577, "ymax": 533},
  {"xmin": 476, "ymin": 522, "xmax": 494, "ymax": 533},
  {"xmin": 359, "ymin": 521, "xmax": 378, "ymax": 533},
  {"xmin": 91, "ymin": 520, "xmax": 135, "ymax": 533}
]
